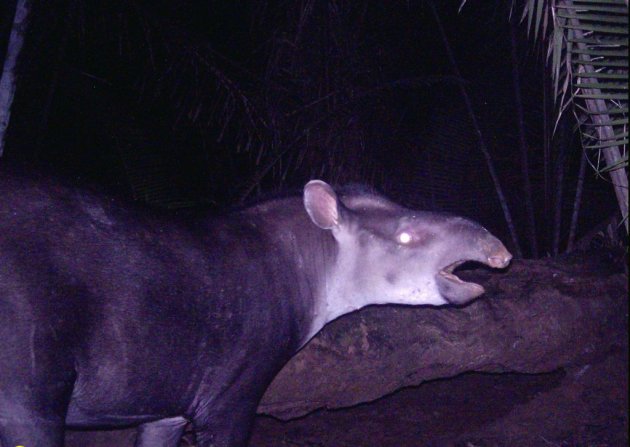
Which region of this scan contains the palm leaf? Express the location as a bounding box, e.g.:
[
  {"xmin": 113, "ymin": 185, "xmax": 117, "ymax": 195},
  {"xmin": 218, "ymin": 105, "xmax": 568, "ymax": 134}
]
[{"xmin": 519, "ymin": 0, "xmax": 628, "ymax": 229}]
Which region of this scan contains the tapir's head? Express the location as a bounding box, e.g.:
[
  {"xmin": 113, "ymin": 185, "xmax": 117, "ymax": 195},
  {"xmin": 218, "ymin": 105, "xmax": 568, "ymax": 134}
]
[{"xmin": 303, "ymin": 180, "xmax": 512, "ymax": 319}]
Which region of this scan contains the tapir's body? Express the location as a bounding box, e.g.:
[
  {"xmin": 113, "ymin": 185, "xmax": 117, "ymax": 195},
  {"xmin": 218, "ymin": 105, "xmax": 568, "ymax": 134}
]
[{"xmin": 0, "ymin": 170, "xmax": 511, "ymax": 447}]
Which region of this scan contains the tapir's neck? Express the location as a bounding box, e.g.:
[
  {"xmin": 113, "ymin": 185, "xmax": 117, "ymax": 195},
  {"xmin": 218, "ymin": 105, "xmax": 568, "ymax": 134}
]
[
  {"xmin": 297, "ymin": 234, "xmax": 347, "ymax": 346},
  {"xmin": 246, "ymin": 199, "xmax": 369, "ymax": 348},
  {"xmin": 305, "ymin": 296, "xmax": 359, "ymax": 344},
  {"xmin": 302, "ymin": 233, "xmax": 365, "ymax": 345},
  {"xmin": 248, "ymin": 199, "xmax": 341, "ymax": 347}
]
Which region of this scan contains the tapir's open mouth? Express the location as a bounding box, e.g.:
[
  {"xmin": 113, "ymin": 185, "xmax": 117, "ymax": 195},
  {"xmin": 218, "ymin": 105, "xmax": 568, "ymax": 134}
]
[
  {"xmin": 436, "ymin": 260, "xmax": 486, "ymax": 305},
  {"xmin": 438, "ymin": 260, "xmax": 468, "ymax": 282},
  {"xmin": 436, "ymin": 245, "xmax": 511, "ymax": 305}
]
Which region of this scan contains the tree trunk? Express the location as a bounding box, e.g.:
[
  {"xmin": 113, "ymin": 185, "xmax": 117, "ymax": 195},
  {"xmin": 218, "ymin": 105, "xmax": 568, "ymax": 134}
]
[
  {"xmin": 0, "ymin": 0, "xmax": 30, "ymax": 157},
  {"xmin": 543, "ymin": 63, "xmax": 552, "ymax": 254},
  {"xmin": 552, "ymin": 119, "xmax": 571, "ymax": 256},
  {"xmin": 567, "ymin": 150, "xmax": 587, "ymax": 252}
]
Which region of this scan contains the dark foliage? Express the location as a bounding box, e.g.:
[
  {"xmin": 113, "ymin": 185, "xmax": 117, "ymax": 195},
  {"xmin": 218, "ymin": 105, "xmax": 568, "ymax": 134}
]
[{"xmin": 0, "ymin": 0, "xmax": 618, "ymax": 255}]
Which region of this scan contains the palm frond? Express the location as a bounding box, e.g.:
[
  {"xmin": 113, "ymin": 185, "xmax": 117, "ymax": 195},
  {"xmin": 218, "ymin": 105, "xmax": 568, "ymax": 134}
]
[{"xmin": 519, "ymin": 0, "xmax": 628, "ymax": 229}]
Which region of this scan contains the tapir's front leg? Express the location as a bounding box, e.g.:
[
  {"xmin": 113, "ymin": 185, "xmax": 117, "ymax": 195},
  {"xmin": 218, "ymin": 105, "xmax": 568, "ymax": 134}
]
[
  {"xmin": 0, "ymin": 377, "xmax": 72, "ymax": 447},
  {"xmin": 192, "ymin": 401, "xmax": 259, "ymax": 447},
  {"xmin": 190, "ymin": 365, "xmax": 272, "ymax": 447},
  {"xmin": 0, "ymin": 320, "xmax": 76, "ymax": 447},
  {"xmin": 0, "ymin": 414, "xmax": 65, "ymax": 447},
  {"xmin": 134, "ymin": 416, "xmax": 188, "ymax": 447}
]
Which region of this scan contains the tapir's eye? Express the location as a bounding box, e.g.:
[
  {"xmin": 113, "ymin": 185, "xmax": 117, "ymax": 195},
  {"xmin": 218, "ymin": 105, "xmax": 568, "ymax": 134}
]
[{"xmin": 397, "ymin": 231, "xmax": 412, "ymax": 245}]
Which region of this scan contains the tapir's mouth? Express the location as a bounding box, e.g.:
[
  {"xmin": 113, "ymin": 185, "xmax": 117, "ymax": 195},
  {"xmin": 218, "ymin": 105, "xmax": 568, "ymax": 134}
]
[
  {"xmin": 436, "ymin": 260, "xmax": 486, "ymax": 305},
  {"xmin": 436, "ymin": 244, "xmax": 511, "ymax": 305},
  {"xmin": 438, "ymin": 260, "xmax": 467, "ymax": 281}
]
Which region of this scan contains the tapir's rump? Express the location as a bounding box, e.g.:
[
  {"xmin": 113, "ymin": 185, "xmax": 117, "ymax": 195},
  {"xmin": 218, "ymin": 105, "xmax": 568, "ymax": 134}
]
[{"xmin": 0, "ymin": 171, "xmax": 511, "ymax": 447}]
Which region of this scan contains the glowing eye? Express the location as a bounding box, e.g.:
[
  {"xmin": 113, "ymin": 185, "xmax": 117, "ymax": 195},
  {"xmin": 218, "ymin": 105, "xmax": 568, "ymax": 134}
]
[{"xmin": 398, "ymin": 232, "xmax": 412, "ymax": 244}]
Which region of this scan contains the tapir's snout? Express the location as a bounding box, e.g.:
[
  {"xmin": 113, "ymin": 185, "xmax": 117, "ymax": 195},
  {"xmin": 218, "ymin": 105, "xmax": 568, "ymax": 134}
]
[
  {"xmin": 436, "ymin": 232, "xmax": 512, "ymax": 305},
  {"xmin": 483, "ymin": 239, "xmax": 513, "ymax": 269},
  {"xmin": 488, "ymin": 247, "xmax": 512, "ymax": 269}
]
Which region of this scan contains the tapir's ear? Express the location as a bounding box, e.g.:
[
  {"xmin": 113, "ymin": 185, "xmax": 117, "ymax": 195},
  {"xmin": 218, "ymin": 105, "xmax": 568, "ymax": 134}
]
[{"xmin": 303, "ymin": 180, "xmax": 340, "ymax": 229}]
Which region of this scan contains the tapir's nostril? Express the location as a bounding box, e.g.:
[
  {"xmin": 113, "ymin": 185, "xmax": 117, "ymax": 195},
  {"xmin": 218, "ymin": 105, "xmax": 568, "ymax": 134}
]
[{"xmin": 488, "ymin": 251, "xmax": 512, "ymax": 268}]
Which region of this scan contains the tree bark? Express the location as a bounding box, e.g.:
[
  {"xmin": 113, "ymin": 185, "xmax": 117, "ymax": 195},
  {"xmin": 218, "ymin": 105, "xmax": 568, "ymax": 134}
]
[
  {"xmin": 567, "ymin": 150, "xmax": 587, "ymax": 252},
  {"xmin": 543, "ymin": 63, "xmax": 552, "ymax": 252},
  {"xmin": 552, "ymin": 127, "xmax": 568, "ymax": 256},
  {"xmin": 0, "ymin": 0, "xmax": 30, "ymax": 157}
]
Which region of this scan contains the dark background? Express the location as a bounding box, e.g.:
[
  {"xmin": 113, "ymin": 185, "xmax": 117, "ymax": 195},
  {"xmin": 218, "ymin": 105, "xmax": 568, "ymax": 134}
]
[{"xmin": 0, "ymin": 0, "xmax": 618, "ymax": 258}]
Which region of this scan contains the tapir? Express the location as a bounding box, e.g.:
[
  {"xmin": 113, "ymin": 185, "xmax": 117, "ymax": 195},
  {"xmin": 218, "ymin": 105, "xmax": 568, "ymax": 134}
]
[{"xmin": 0, "ymin": 171, "xmax": 511, "ymax": 447}]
